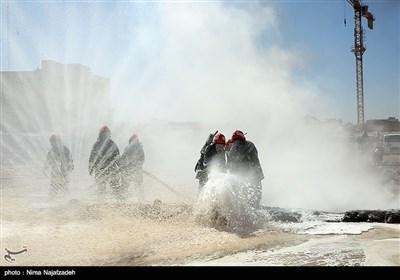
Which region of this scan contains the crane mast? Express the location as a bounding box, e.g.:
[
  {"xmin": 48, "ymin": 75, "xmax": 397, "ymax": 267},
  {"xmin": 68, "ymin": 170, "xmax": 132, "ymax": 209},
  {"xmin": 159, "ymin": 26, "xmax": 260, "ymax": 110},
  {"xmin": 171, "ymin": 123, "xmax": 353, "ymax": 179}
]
[
  {"xmin": 7, "ymin": 2, "xmax": 11, "ymax": 70},
  {"xmin": 347, "ymin": 0, "xmax": 374, "ymax": 133}
]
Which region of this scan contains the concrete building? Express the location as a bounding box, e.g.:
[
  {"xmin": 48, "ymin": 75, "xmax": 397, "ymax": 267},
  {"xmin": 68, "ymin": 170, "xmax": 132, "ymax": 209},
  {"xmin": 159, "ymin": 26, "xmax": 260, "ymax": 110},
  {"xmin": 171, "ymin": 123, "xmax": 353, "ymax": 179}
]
[
  {"xmin": 365, "ymin": 117, "xmax": 400, "ymax": 133},
  {"xmin": 1, "ymin": 60, "xmax": 111, "ymax": 164}
]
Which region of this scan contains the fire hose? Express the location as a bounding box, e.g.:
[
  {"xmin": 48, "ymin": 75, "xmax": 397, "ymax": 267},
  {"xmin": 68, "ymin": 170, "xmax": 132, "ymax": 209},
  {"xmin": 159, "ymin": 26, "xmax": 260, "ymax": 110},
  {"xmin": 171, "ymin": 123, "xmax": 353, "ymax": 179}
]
[{"xmin": 143, "ymin": 169, "xmax": 190, "ymax": 199}]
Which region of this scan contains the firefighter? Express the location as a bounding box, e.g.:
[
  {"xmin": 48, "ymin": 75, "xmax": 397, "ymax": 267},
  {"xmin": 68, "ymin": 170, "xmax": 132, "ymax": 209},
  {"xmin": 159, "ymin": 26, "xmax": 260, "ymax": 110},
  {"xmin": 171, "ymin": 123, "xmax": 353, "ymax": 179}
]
[
  {"xmin": 44, "ymin": 134, "xmax": 74, "ymax": 197},
  {"xmin": 226, "ymin": 130, "xmax": 264, "ymax": 208},
  {"xmin": 195, "ymin": 132, "xmax": 226, "ymax": 191},
  {"xmin": 88, "ymin": 125, "xmax": 121, "ymax": 198},
  {"xmin": 119, "ymin": 134, "xmax": 145, "ymax": 202}
]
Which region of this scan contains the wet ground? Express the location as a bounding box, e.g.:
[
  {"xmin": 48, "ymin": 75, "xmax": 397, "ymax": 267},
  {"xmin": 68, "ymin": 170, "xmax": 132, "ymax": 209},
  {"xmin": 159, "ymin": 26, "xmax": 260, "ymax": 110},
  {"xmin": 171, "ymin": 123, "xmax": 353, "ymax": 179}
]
[{"xmin": 1, "ymin": 165, "xmax": 399, "ymax": 266}]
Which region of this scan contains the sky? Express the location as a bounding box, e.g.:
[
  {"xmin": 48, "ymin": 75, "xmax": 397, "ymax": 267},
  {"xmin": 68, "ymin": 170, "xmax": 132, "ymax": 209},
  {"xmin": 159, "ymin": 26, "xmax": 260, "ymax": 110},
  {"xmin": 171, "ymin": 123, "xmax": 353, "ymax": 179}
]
[
  {"xmin": 0, "ymin": 0, "xmax": 398, "ymax": 125},
  {"xmin": 1, "ymin": 0, "xmax": 399, "ymax": 211}
]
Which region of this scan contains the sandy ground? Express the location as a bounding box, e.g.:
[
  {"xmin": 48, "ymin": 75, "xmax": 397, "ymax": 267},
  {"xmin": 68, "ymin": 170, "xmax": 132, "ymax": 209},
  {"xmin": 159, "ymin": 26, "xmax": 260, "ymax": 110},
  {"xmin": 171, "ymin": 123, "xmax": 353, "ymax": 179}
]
[
  {"xmin": 1, "ymin": 197, "xmax": 399, "ymax": 266},
  {"xmin": 358, "ymin": 224, "xmax": 400, "ymax": 266},
  {"xmin": 1, "ymin": 165, "xmax": 399, "ymax": 267},
  {"xmin": 185, "ymin": 223, "xmax": 400, "ymax": 266}
]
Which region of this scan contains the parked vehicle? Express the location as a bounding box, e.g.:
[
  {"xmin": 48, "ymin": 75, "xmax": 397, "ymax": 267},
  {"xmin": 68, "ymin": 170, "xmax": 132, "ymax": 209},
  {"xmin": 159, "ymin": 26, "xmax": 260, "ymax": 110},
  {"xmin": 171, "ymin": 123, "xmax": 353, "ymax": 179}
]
[{"xmin": 381, "ymin": 133, "xmax": 400, "ymax": 155}]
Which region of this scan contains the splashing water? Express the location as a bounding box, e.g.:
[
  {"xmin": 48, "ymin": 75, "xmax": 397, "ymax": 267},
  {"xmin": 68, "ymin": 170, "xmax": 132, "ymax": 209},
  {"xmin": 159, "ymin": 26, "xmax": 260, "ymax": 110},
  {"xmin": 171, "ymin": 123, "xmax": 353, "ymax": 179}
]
[{"xmin": 194, "ymin": 171, "xmax": 264, "ymax": 233}]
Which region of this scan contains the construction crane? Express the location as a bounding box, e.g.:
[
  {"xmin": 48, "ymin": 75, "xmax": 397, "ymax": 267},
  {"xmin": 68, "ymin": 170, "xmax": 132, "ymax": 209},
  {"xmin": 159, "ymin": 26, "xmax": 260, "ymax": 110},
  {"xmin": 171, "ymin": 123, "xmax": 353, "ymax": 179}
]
[
  {"xmin": 346, "ymin": 0, "xmax": 375, "ymax": 133},
  {"xmin": 7, "ymin": 2, "xmax": 11, "ymax": 69}
]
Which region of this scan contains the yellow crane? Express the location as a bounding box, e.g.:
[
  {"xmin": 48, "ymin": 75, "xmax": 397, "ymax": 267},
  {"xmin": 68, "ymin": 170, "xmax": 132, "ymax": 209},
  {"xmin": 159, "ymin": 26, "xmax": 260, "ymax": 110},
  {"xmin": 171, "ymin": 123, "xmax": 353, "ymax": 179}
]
[{"xmin": 346, "ymin": 0, "xmax": 375, "ymax": 133}]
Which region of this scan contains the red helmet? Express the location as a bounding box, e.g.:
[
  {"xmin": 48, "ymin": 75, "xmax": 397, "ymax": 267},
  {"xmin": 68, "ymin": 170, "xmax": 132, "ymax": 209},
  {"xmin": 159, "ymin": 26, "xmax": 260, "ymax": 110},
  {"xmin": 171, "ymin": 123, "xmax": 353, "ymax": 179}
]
[
  {"xmin": 99, "ymin": 125, "xmax": 111, "ymax": 138},
  {"xmin": 212, "ymin": 132, "xmax": 226, "ymax": 144},
  {"xmin": 231, "ymin": 130, "xmax": 246, "ymax": 141},
  {"xmin": 129, "ymin": 134, "xmax": 138, "ymax": 144}
]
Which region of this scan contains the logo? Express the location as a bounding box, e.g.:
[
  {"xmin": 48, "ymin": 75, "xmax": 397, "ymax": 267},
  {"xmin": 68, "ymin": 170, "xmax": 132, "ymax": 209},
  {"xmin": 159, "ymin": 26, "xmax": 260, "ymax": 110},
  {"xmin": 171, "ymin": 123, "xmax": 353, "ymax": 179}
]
[{"xmin": 4, "ymin": 246, "xmax": 28, "ymax": 263}]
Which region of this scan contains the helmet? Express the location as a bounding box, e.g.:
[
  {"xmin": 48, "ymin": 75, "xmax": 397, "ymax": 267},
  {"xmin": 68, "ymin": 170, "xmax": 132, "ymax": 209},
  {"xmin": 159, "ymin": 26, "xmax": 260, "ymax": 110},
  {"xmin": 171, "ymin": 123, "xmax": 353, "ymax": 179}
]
[
  {"xmin": 212, "ymin": 132, "xmax": 226, "ymax": 144},
  {"xmin": 129, "ymin": 134, "xmax": 138, "ymax": 144},
  {"xmin": 231, "ymin": 130, "xmax": 246, "ymax": 141},
  {"xmin": 99, "ymin": 125, "xmax": 111, "ymax": 138},
  {"xmin": 49, "ymin": 134, "xmax": 60, "ymax": 145}
]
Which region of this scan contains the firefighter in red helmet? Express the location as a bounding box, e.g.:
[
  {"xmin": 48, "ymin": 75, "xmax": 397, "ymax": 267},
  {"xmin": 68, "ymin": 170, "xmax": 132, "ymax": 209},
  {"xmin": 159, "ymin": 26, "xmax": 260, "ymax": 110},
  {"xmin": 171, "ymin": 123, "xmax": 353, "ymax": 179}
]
[
  {"xmin": 195, "ymin": 131, "xmax": 227, "ymax": 191},
  {"xmin": 226, "ymin": 130, "xmax": 264, "ymax": 208},
  {"xmin": 204, "ymin": 132, "xmax": 227, "ymax": 169}
]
